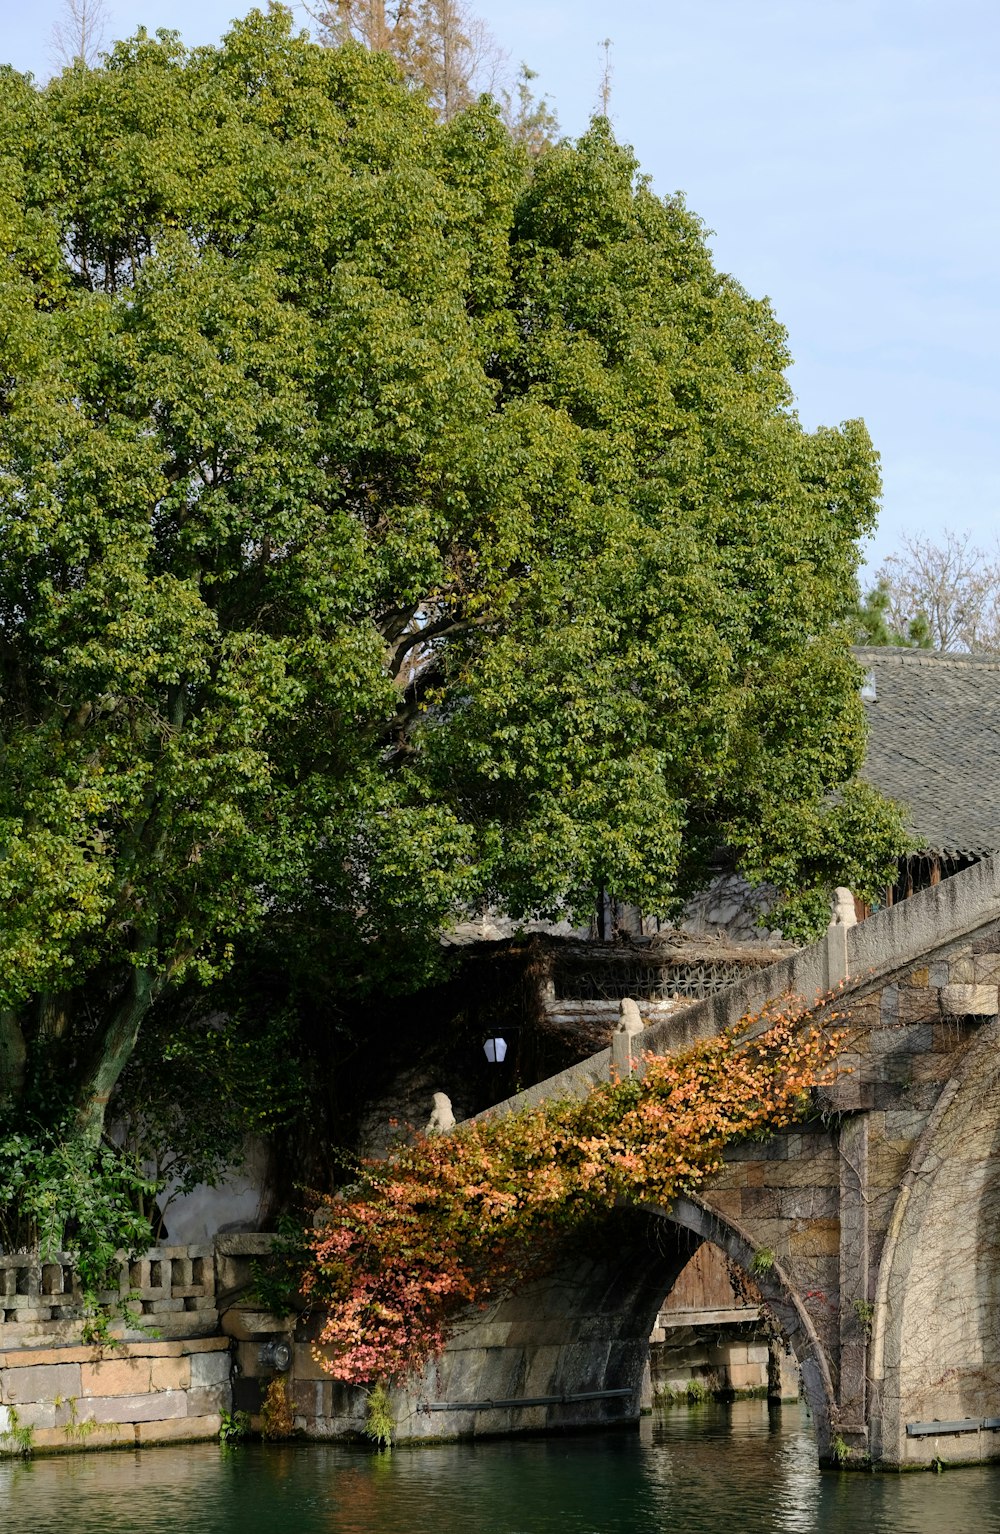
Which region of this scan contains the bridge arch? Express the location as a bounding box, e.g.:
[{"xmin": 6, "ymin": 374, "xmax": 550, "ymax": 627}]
[
  {"xmin": 397, "ymin": 1193, "xmax": 833, "ymax": 1455},
  {"xmin": 364, "ymin": 864, "xmax": 1000, "ymax": 1465},
  {"xmin": 664, "ymin": 1194, "xmax": 835, "ymax": 1453}
]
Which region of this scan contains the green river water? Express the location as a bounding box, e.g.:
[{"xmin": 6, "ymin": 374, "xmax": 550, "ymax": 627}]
[{"xmin": 2, "ymin": 1400, "xmax": 998, "ymax": 1534}]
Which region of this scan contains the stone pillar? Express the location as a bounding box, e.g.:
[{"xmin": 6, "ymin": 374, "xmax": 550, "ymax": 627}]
[
  {"xmin": 639, "ymin": 1355, "xmax": 653, "ymax": 1413},
  {"xmin": 611, "ymin": 998, "xmax": 645, "ymax": 1078},
  {"xmin": 768, "ymin": 1339, "xmax": 799, "ymax": 1401},
  {"xmin": 837, "ymin": 1115, "xmax": 869, "ymax": 1444}
]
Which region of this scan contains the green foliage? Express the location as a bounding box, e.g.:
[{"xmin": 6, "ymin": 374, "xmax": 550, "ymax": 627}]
[
  {"xmin": 0, "ymin": 8, "xmax": 905, "ymax": 1261},
  {"xmin": 0, "ymin": 1401, "xmax": 34, "ymax": 1456},
  {"xmin": 114, "ymin": 1000, "xmax": 308, "ymax": 1232},
  {"xmin": 831, "ymin": 1433, "xmax": 851, "ymax": 1466},
  {"xmin": 248, "ymin": 1213, "xmax": 310, "ymax": 1316},
  {"xmin": 505, "ymin": 64, "xmax": 559, "ymax": 155},
  {"xmin": 0, "ymin": 1127, "xmax": 155, "ymax": 1292},
  {"xmin": 751, "ymin": 1247, "xmax": 776, "ymax": 1276},
  {"xmin": 219, "ymin": 1408, "xmax": 252, "ymax": 1444},
  {"xmin": 364, "ymin": 1382, "xmax": 394, "ymax": 1449},
  {"xmin": 853, "ymin": 1297, "xmax": 874, "ymax": 1340},
  {"xmin": 53, "ymin": 1394, "xmax": 106, "ymax": 1441},
  {"xmin": 79, "ymin": 1309, "xmax": 119, "ymax": 1350},
  {"xmin": 852, "ymin": 581, "xmax": 932, "ymax": 649},
  {"xmin": 655, "ymin": 1379, "xmax": 713, "ymax": 1406},
  {"xmin": 829, "ymin": 1431, "xmax": 870, "ymax": 1469}
]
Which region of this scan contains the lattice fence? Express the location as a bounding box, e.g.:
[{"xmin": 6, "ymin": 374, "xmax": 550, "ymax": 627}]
[{"xmin": 554, "ymin": 958, "xmax": 762, "ymax": 1002}]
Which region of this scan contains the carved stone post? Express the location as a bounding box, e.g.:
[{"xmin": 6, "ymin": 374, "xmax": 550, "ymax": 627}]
[{"xmin": 611, "ymin": 998, "xmax": 645, "ymax": 1077}]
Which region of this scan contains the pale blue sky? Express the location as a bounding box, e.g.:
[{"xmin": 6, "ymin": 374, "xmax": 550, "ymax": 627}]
[{"xmin": 4, "ymin": 0, "xmax": 999, "ymax": 571}]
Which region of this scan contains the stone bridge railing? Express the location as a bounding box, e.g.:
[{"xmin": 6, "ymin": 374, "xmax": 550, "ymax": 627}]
[{"xmin": 485, "ymin": 854, "xmax": 1000, "ymax": 1117}]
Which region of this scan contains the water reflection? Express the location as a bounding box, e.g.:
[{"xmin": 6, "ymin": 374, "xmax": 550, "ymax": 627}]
[{"xmin": 4, "ymin": 1401, "xmax": 1000, "ymax": 1533}]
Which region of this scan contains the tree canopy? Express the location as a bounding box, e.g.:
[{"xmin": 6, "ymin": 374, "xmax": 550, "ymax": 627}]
[{"xmin": 0, "ymin": 8, "xmax": 905, "ymax": 1201}]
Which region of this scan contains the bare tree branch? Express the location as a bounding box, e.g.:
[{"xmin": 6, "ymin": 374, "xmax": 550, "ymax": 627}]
[
  {"xmin": 310, "ymin": 0, "xmax": 557, "ymax": 137},
  {"xmin": 50, "ymin": 0, "xmax": 110, "ymax": 69},
  {"xmin": 875, "ymin": 530, "xmax": 1000, "ymax": 652},
  {"xmin": 596, "ymin": 37, "xmax": 613, "ymax": 118}
]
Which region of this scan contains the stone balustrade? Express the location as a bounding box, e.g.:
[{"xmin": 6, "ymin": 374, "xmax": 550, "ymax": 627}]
[
  {"xmin": 0, "ymin": 1243, "xmax": 219, "ymax": 1346},
  {"xmin": 0, "ymin": 1254, "xmax": 82, "ymax": 1325}
]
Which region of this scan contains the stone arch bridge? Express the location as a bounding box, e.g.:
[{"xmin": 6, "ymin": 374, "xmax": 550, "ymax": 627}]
[{"xmin": 388, "ymin": 857, "xmax": 1000, "ymax": 1468}]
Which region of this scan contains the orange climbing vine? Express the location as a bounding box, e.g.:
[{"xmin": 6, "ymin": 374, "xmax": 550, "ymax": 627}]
[{"xmin": 304, "ymin": 996, "xmax": 844, "ymax": 1387}]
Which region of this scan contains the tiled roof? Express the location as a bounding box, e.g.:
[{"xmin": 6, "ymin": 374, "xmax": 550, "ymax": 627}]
[{"xmin": 855, "ymin": 646, "xmax": 1000, "ymax": 856}]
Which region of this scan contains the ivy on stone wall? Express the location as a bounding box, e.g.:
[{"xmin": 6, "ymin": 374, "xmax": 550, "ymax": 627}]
[{"xmin": 305, "ymin": 997, "xmax": 844, "ymax": 1385}]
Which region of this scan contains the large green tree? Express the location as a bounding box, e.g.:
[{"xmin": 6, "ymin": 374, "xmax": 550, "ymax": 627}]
[{"xmin": 0, "ymin": 10, "xmax": 903, "ymax": 1171}]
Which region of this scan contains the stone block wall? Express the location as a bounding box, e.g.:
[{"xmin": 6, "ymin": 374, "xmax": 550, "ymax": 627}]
[
  {"xmin": 0, "ymin": 1336, "xmax": 231, "ymax": 1452},
  {"xmin": 0, "ymin": 1233, "xmax": 338, "ymax": 1457},
  {"xmin": 649, "ymin": 1325, "xmax": 796, "ymax": 1401},
  {"xmin": 0, "ymin": 1239, "xmax": 256, "ymax": 1456}
]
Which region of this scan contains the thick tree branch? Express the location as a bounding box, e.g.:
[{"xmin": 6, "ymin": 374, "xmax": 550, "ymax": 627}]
[
  {"xmin": 377, "ymin": 662, "xmax": 447, "ymax": 755},
  {"xmin": 388, "ymin": 612, "xmax": 493, "ymax": 681},
  {"xmin": 374, "ymin": 603, "xmax": 420, "ymax": 647},
  {"xmin": 74, "ymin": 964, "xmax": 166, "ymax": 1146}
]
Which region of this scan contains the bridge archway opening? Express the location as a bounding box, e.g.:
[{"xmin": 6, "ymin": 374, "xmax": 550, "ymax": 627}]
[
  {"xmin": 657, "ymin": 1198, "xmax": 833, "ymax": 1451},
  {"xmin": 651, "ymin": 1232, "xmax": 794, "ymax": 1404},
  {"xmin": 418, "ymin": 1196, "xmax": 833, "ymax": 1457}
]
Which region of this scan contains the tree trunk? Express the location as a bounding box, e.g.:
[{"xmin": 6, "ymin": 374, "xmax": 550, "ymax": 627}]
[
  {"xmin": 74, "ymin": 966, "xmax": 162, "ymax": 1146},
  {"xmin": 0, "ymin": 1009, "xmax": 26, "ymax": 1118}
]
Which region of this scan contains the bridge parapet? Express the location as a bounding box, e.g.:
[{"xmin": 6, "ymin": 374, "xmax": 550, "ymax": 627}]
[{"xmin": 484, "ymin": 854, "xmax": 1000, "ymax": 1118}]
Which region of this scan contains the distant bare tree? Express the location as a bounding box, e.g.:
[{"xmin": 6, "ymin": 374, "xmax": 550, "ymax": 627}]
[
  {"xmin": 51, "ymin": 0, "xmax": 110, "ymax": 69},
  {"xmin": 311, "ymin": 0, "xmax": 557, "ymax": 141},
  {"xmin": 315, "ymin": 1, "xmax": 417, "ymax": 62},
  {"xmin": 314, "ymin": 0, "xmax": 488, "ymax": 115},
  {"xmin": 873, "ymin": 531, "xmax": 1000, "ymax": 653},
  {"xmin": 596, "ymin": 37, "xmax": 613, "ymax": 116},
  {"xmin": 412, "ymin": 0, "xmax": 505, "ymax": 119}
]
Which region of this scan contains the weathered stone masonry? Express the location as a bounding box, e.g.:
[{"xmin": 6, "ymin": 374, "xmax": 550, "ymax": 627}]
[
  {"xmin": 0, "ymin": 1237, "xmax": 271, "ymax": 1454},
  {"xmin": 10, "ymin": 860, "xmax": 1000, "ymax": 1465},
  {"xmin": 0, "ymin": 1336, "xmax": 231, "ymax": 1451}
]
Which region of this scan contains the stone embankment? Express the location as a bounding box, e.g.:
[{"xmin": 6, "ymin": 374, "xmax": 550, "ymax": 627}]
[
  {"xmin": 0, "ymin": 1236, "xmax": 272, "ymax": 1454},
  {"xmin": 0, "ymin": 1336, "xmax": 231, "ymax": 1450}
]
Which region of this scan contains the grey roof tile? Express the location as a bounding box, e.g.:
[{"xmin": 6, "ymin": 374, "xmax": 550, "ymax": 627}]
[{"xmin": 854, "ymin": 646, "xmax": 1000, "ymax": 856}]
